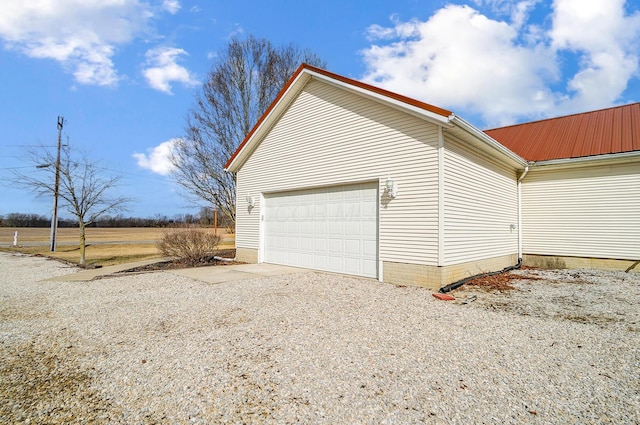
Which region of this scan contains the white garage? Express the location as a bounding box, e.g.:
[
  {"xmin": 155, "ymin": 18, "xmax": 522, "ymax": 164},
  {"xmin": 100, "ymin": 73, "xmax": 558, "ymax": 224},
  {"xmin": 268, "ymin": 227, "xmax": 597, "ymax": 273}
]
[
  {"xmin": 263, "ymin": 182, "xmax": 378, "ymax": 278},
  {"xmin": 226, "ymin": 64, "xmax": 528, "ymax": 288}
]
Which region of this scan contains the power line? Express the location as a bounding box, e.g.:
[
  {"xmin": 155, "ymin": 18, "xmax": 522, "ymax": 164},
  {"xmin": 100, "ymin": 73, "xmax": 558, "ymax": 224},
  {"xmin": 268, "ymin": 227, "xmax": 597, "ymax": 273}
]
[
  {"xmin": 0, "ymin": 144, "xmax": 57, "ymax": 147},
  {"xmin": 0, "ymin": 166, "xmax": 49, "ymax": 171}
]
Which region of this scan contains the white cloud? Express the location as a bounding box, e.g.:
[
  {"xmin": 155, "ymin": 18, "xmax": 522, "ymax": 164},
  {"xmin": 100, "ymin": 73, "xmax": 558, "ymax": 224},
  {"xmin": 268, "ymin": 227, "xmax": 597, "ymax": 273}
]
[
  {"xmin": 162, "ymin": 0, "xmax": 181, "ymax": 14},
  {"xmin": 362, "ymin": 5, "xmax": 557, "ymax": 126},
  {"xmin": 361, "ymin": 0, "xmax": 640, "ymax": 126},
  {"xmin": 142, "ymin": 47, "xmax": 199, "ymax": 94},
  {"xmin": 133, "ymin": 139, "xmax": 178, "ymax": 175},
  {"xmin": 0, "ymin": 0, "xmax": 154, "ymax": 86},
  {"xmin": 549, "ymin": 0, "xmax": 640, "ymax": 113},
  {"xmin": 227, "ymin": 24, "xmax": 244, "ymax": 39},
  {"xmin": 469, "ymin": 0, "xmax": 541, "ymax": 28},
  {"xmin": 0, "ymin": 0, "xmax": 191, "ymax": 88}
]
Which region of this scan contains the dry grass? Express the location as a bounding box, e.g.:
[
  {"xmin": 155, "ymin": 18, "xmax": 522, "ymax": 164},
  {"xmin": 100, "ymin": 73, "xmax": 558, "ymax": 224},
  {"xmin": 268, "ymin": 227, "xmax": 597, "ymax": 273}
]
[
  {"xmin": 464, "ymin": 268, "xmax": 543, "ymax": 292},
  {"xmin": 0, "ymin": 227, "xmax": 234, "ymax": 267}
]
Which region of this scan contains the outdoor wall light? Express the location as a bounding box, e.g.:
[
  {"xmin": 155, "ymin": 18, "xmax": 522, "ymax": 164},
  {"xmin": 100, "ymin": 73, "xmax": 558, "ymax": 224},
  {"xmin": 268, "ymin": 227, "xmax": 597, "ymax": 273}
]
[
  {"xmin": 246, "ymin": 195, "xmax": 256, "ymax": 207},
  {"xmin": 385, "ymin": 176, "xmax": 398, "ymax": 198}
]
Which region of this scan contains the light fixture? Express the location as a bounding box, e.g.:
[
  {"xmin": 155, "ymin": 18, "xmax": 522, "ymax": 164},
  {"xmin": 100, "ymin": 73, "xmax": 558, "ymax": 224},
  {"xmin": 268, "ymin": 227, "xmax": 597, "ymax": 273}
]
[
  {"xmin": 245, "ymin": 194, "xmax": 256, "ymax": 207},
  {"xmin": 385, "ymin": 176, "xmax": 398, "ymax": 198}
]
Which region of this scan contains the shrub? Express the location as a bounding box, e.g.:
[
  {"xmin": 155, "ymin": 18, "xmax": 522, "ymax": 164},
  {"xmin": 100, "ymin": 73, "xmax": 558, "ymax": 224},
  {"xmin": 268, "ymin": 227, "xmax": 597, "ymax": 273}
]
[{"xmin": 157, "ymin": 227, "xmax": 221, "ymax": 264}]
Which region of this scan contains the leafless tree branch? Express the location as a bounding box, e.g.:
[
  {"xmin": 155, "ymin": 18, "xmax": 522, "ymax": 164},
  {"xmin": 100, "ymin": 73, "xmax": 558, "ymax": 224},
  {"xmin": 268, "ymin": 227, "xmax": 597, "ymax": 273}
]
[
  {"xmin": 171, "ymin": 35, "xmax": 326, "ymax": 227},
  {"xmin": 13, "ymin": 144, "xmax": 130, "ymax": 265}
]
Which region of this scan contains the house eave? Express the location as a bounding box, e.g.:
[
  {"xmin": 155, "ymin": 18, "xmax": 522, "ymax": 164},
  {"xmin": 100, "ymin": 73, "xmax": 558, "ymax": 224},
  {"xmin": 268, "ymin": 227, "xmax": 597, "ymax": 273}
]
[
  {"xmin": 304, "ymin": 69, "xmax": 452, "ymax": 127},
  {"xmin": 449, "ymin": 114, "xmax": 528, "ymax": 169},
  {"xmin": 528, "ymin": 150, "xmax": 640, "ymax": 170}
]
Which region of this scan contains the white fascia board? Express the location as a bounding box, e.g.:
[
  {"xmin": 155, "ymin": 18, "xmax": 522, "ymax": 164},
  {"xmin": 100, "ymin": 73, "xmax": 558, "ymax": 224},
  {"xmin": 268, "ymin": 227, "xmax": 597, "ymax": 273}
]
[
  {"xmin": 305, "ymin": 69, "xmax": 452, "ymax": 127},
  {"xmin": 529, "ymin": 150, "xmax": 640, "ymax": 170},
  {"xmin": 225, "ymin": 71, "xmax": 312, "ymax": 172},
  {"xmin": 449, "ymin": 114, "xmax": 528, "ymax": 168}
]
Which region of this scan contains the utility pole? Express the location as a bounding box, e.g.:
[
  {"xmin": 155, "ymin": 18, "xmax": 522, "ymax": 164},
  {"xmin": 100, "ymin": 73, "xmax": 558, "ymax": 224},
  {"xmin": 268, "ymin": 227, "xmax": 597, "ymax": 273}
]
[{"xmin": 50, "ymin": 116, "xmax": 63, "ymax": 252}]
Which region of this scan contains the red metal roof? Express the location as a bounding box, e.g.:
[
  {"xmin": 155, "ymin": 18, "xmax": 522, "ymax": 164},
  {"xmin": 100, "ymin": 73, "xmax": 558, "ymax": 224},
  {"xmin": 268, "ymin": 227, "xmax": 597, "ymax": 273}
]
[{"xmin": 484, "ymin": 103, "xmax": 640, "ymax": 161}]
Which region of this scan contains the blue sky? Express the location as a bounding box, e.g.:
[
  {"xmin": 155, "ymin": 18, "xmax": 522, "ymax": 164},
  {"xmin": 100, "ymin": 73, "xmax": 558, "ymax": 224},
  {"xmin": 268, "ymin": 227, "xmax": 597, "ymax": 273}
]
[{"xmin": 1, "ymin": 0, "xmax": 639, "ymax": 218}]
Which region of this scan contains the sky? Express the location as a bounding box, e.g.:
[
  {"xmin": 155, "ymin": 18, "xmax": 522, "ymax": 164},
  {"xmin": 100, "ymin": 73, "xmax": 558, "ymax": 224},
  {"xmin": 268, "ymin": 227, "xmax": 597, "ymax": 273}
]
[{"xmin": 1, "ymin": 0, "xmax": 639, "ymax": 219}]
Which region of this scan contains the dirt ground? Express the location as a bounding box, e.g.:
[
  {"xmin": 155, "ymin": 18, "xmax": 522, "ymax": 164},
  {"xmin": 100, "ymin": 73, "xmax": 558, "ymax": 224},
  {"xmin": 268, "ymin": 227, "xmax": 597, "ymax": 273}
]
[
  {"xmin": 0, "ymin": 227, "xmax": 232, "ymax": 244},
  {"xmin": 451, "ymin": 267, "xmax": 640, "ymax": 331},
  {"xmin": 0, "ymin": 227, "xmax": 235, "ymax": 267}
]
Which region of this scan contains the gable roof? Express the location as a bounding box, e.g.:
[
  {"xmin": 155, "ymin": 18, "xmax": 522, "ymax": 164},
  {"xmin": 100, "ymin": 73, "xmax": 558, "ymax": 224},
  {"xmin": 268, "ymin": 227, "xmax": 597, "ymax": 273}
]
[
  {"xmin": 484, "ymin": 103, "xmax": 640, "ymax": 162},
  {"xmin": 224, "ymin": 64, "xmax": 453, "ymax": 171},
  {"xmin": 225, "ymin": 64, "xmax": 525, "ymax": 172}
]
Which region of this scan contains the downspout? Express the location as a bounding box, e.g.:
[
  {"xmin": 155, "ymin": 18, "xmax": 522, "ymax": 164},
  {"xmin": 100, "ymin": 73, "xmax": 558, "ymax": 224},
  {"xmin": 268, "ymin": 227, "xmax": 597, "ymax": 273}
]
[{"xmin": 517, "ymin": 164, "xmax": 531, "ymax": 261}]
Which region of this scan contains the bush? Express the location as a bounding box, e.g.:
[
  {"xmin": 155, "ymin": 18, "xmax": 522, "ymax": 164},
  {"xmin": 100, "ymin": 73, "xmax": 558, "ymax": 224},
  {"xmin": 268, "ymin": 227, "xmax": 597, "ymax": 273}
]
[{"xmin": 157, "ymin": 227, "xmax": 221, "ymax": 264}]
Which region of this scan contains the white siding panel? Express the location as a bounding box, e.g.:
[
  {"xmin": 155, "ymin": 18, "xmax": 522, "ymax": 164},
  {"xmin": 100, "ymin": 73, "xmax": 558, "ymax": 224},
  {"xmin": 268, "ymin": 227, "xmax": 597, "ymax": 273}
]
[
  {"xmin": 522, "ymin": 162, "xmax": 640, "ymax": 259},
  {"xmin": 442, "ymin": 135, "xmax": 519, "ymax": 265},
  {"xmin": 236, "ymin": 79, "xmax": 440, "ymax": 266}
]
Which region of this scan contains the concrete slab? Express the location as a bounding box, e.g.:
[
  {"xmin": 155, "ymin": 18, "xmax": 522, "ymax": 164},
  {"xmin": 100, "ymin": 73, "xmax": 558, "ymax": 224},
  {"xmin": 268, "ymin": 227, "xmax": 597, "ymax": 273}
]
[
  {"xmin": 45, "ymin": 259, "xmax": 308, "ymax": 284},
  {"xmin": 168, "ymin": 263, "xmax": 307, "ymax": 284}
]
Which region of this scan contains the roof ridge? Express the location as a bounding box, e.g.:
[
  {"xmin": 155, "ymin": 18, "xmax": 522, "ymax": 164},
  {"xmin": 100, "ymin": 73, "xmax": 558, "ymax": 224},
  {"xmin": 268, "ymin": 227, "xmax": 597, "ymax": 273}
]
[
  {"xmin": 300, "ymin": 63, "xmax": 452, "ymax": 118},
  {"xmin": 485, "ymin": 102, "xmax": 640, "ymax": 132}
]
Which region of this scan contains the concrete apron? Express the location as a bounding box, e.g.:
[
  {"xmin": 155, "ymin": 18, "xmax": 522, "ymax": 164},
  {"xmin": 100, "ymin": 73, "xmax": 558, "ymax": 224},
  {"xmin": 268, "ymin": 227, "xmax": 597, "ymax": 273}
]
[
  {"xmin": 46, "ymin": 261, "xmax": 306, "ymax": 283},
  {"xmin": 168, "ymin": 263, "xmax": 305, "ymax": 284}
]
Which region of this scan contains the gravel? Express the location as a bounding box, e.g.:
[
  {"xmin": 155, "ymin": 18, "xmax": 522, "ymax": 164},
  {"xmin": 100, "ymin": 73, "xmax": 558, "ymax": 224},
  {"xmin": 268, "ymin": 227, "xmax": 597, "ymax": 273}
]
[{"xmin": 1, "ymin": 252, "xmax": 639, "ymax": 424}]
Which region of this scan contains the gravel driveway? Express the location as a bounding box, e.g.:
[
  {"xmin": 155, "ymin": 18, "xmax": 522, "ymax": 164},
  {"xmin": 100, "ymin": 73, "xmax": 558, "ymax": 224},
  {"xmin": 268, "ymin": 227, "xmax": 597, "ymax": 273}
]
[{"xmin": 1, "ymin": 252, "xmax": 638, "ymax": 424}]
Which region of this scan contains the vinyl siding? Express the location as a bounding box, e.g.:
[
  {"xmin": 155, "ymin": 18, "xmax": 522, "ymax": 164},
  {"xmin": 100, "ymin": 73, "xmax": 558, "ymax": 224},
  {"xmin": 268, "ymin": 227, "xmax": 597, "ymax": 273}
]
[
  {"xmin": 442, "ymin": 134, "xmax": 519, "ymax": 265},
  {"xmin": 236, "ymin": 79, "xmax": 440, "ymax": 265},
  {"xmin": 522, "ymin": 161, "xmax": 640, "ymax": 260}
]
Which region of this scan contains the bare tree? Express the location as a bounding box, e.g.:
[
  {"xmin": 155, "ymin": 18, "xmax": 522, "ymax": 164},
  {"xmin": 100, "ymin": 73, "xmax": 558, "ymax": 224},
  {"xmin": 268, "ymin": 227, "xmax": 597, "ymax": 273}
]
[
  {"xmin": 171, "ymin": 35, "xmax": 326, "ymax": 227},
  {"xmin": 14, "ymin": 144, "xmax": 129, "ymax": 265}
]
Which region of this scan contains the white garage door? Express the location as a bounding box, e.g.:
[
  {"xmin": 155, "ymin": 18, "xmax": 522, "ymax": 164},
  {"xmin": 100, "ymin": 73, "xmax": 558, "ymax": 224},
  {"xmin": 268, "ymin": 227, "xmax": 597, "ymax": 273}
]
[{"xmin": 264, "ymin": 182, "xmax": 378, "ymax": 278}]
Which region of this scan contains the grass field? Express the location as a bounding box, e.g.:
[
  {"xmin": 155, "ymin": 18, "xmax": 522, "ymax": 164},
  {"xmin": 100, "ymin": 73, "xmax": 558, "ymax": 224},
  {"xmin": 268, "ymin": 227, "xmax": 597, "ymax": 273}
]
[{"xmin": 0, "ymin": 227, "xmax": 234, "ymax": 266}]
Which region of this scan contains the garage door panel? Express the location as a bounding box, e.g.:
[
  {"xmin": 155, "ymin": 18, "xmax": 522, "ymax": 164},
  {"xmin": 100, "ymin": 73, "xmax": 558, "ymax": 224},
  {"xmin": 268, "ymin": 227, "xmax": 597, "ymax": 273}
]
[
  {"xmin": 264, "ymin": 182, "xmax": 378, "ymax": 278},
  {"xmin": 363, "ymin": 220, "xmax": 377, "ymax": 237},
  {"xmin": 328, "ymin": 203, "xmax": 343, "ymax": 218},
  {"xmin": 363, "ymin": 240, "xmax": 377, "ymax": 256},
  {"xmin": 344, "ymin": 258, "xmax": 361, "ymax": 274},
  {"xmin": 301, "ymin": 237, "xmax": 313, "ymax": 251},
  {"xmin": 288, "ymin": 237, "xmax": 299, "ymax": 250},
  {"xmin": 314, "ymin": 204, "xmax": 327, "ymax": 218},
  {"xmin": 299, "ymin": 205, "xmax": 310, "ymax": 218},
  {"xmin": 362, "ymin": 259, "xmax": 377, "ymax": 274},
  {"xmin": 314, "ymin": 221, "xmax": 327, "ymax": 235},
  {"xmin": 301, "ymin": 222, "xmax": 314, "ymax": 236},
  {"xmin": 314, "ymin": 255, "xmax": 328, "ymax": 269},
  {"xmin": 345, "ymin": 239, "xmax": 361, "ymax": 255},
  {"xmin": 328, "ymin": 256, "xmax": 344, "ymax": 272},
  {"xmin": 328, "ymin": 238, "xmax": 343, "ymax": 253},
  {"xmin": 345, "ymin": 224, "xmax": 361, "ymax": 236},
  {"xmin": 363, "ymin": 199, "xmax": 377, "ymax": 216},
  {"xmin": 329, "ymin": 222, "xmax": 344, "ymax": 235},
  {"xmin": 287, "ymin": 221, "xmax": 299, "ymax": 233},
  {"xmin": 345, "ymin": 201, "xmax": 361, "ymax": 218},
  {"xmin": 314, "ymin": 238, "xmax": 327, "ymax": 252}
]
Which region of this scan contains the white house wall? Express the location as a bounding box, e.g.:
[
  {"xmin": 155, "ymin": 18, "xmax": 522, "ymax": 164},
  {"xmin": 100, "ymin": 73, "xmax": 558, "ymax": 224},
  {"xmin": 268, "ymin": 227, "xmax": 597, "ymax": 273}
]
[
  {"xmin": 236, "ymin": 78, "xmax": 441, "ymax": 266},
  {"xmin": 522, "ymin": 161, "xmax": 640, "ymax": 260},
  {"xmin": 442, "ymin": 133, "xmax": 519, "ymax": 265}
]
